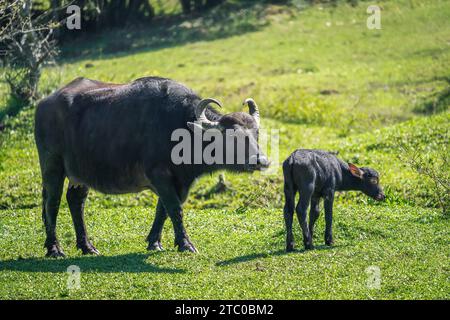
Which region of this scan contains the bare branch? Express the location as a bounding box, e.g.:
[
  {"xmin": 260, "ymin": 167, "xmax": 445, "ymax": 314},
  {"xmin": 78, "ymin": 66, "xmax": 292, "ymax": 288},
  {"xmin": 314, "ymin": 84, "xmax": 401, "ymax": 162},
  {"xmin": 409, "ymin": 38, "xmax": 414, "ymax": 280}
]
[{"xmin": 0, "ymin": 0, "xmax": 60, "ymax": 103}]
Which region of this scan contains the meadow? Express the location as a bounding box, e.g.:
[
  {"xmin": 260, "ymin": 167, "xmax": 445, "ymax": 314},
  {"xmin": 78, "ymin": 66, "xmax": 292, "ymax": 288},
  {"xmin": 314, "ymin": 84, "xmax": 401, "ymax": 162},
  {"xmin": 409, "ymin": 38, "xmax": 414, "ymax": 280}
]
[{"xmin": 0, "ymin": 0, "xmax": 449, "ymax": 299}]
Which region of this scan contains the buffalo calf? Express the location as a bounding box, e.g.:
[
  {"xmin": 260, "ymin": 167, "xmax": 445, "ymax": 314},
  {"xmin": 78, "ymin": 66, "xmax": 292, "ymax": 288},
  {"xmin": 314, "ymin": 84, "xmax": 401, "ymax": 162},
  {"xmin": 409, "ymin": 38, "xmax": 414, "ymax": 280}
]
[{"xmin": 282, "ymin": 149, "xmax": 385, "ymax": 251}]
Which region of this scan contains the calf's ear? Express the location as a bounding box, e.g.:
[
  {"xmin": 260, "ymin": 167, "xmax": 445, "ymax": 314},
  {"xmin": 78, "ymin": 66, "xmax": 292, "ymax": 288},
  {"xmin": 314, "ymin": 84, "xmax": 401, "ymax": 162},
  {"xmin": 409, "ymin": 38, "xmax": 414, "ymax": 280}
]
[{"xmin": 348, "ymin": 163, "xmax": 363, "ymax": 178}]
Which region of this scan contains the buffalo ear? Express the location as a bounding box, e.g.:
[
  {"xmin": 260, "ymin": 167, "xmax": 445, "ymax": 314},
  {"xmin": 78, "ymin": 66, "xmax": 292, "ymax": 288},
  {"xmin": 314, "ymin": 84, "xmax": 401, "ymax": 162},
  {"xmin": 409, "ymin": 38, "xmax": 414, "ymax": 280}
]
[{"xmin": 348, "ymin": 163, "xmax": 363, "ymax": 178}]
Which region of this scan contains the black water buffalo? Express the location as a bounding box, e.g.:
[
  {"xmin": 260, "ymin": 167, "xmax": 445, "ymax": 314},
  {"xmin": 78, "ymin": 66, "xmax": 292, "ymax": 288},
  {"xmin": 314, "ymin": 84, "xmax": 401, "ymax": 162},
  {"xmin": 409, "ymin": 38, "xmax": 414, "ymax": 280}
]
[{"xmin": 34, "ymin": 76, "xmax": 269, "ymax": 257}]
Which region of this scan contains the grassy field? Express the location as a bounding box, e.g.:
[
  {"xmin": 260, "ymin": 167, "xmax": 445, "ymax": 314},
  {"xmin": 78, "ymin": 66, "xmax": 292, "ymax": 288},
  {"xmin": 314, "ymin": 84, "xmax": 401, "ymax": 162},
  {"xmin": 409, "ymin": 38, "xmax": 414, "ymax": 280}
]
[{"xmin": 0, "ymin": 0, "xmax": 449, "ymax": 299}]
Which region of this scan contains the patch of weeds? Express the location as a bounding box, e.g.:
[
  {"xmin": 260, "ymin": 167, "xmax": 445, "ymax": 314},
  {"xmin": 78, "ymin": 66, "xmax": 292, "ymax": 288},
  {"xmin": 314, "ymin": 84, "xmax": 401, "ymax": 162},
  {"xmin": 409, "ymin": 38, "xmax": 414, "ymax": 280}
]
[
  {"xmin": 414, "ymin": 86, "xmax": 450, "ymax": 114},
  {"xmin": 399, "ymin": 143, "xmax": 450, "ymax": 215}
]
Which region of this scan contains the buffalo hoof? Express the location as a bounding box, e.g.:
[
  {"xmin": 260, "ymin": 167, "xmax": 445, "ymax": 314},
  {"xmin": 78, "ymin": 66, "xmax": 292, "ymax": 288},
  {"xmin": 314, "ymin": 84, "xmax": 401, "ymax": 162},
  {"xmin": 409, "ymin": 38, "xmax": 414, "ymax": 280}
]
[
  {"xmin": 325, "ymin": 240, "xmax": 334, "ymax": 246},
  {"xmin": 286, "ymin": 243, "xmax": 295, "ymax": 252},
  {"xmin": 46, "ymin": 245, "xmax": 66, "ymax": 258},
  {"xmin": 178, "ymin": 241, "xmax": 198, "ymax": 253},
  {"xmin": 304, "ymin": 243, "xmax": 314, "ymax": 250},
  {"xmin": 79, "ymin": 243, "xmax": 100, "ymax": 255},
  {"xmin": 147, "ymin": 241, "xmax": 164, "ymax": 251}
]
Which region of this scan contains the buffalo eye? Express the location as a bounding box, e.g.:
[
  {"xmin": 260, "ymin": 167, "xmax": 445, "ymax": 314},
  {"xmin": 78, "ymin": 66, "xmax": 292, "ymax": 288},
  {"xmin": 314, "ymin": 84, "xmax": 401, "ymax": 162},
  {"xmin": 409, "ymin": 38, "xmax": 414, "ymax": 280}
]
[{"xmin": 369, "ymin": 177, "xmax": 378, "ymax": 184}]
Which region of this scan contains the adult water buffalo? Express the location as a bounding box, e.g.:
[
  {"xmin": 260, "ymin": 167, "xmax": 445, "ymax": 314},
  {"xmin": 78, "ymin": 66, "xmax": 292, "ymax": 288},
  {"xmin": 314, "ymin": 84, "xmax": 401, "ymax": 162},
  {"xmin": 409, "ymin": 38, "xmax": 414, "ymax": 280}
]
[{"xmin": 35, "ymin": 76, "xmax": 269, "ymax": 257}]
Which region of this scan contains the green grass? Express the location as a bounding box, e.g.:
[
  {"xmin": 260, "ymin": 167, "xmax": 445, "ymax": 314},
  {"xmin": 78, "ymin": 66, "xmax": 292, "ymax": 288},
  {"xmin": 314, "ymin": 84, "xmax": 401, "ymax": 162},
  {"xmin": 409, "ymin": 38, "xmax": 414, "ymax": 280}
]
[
  {"xmin": 0, "ymin": 204, "xmax": 448, "ymax": 299},
  {"xmin": 0, "ymin": 0, "xmax": 449, "ymax": 299}
]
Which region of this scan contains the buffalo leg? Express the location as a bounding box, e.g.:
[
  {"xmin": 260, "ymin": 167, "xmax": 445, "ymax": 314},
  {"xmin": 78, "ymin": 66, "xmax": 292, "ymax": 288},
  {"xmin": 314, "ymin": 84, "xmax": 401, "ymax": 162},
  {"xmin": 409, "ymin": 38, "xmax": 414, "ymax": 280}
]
[
  {"xmin": 283, "ymin": 181, "xmax": 296, "ymax": 252},
  {"xmin": 66, "ymin": 184, "xmax": 99, "ymax": 255},
  {"xmin": 308, "ymin": 197, "xmax": 320, "ymax": 246},
  {"xmin": 147, "ymin": 199, "xmax": 167, "ymax": 251},
  {"xmin": 147, "ymin": 167, "xmax": 196, "ymax": 253},
  {"xmin": 41, "ymin": 157, "xmax": 65, "ymax": 258},
  {"xmin": 324, "ymin": 193, "xmax": 334, "ymax": 246},
  {"xmin": 296, "ymin": 184, "xmax": 314, "ymax": 250}
]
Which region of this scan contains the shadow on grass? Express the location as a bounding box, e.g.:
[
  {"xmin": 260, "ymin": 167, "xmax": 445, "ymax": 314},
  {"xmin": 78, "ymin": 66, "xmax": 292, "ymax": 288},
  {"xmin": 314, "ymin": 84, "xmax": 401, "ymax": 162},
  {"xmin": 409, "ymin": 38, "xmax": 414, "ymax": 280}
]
[
  {"xmin": 371, "ymin": 75, "xmax": 449, "ymax": 116},
  {"xmin": 413, "ymin": 87, "xmax": 450, "ymax": 115},
  {"xmin": 0, "ymin": 253, "xmax": 185, "ymax": 274},
  {"xmin": 59, "ymin": 2, "xmax": 280, "ymax": 63},
  {"xmin": 216, "ymin": 245, "xmax": 338, "ymax": 266}
]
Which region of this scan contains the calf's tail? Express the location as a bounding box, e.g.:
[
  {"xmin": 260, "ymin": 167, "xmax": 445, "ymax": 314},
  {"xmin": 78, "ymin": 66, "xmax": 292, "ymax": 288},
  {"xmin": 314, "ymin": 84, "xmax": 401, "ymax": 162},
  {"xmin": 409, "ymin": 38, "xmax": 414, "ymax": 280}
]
[{"xmin": 282, "ymin": 158, "xmax": 296, "ymax": 214}]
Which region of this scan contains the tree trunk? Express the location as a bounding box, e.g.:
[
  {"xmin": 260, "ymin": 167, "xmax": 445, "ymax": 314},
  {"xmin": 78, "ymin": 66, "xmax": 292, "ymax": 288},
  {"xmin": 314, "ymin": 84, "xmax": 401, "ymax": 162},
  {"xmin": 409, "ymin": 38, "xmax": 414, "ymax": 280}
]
[
  {"xmin": 205, "ymin": 0, "xmax": 225, "ymax": 9},
  {"xmin": 193, "ymin": 0, "xmax": 204, "ymax": 12},
  {"xmin": 180, "ymin": 0, "xmax": 191, "ymax": 14}
]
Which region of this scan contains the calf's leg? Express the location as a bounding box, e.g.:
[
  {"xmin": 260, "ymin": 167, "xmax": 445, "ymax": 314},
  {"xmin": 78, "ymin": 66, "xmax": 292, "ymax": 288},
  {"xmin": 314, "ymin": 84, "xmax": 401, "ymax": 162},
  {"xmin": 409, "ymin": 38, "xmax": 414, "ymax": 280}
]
[
  {"xmin": 308, "ymin": 197, "xmax": 320, "ymax": 246},
  {"xmin": 66, "ymin": 184, "xmax": 98, "ymax": 255},
  {"xmin": 296, "ymin": 184, "xmax": 314, "ymax": 250},
  {"xmin": 324, "ymin": 192, "xmax": 335, "ymax": 246},
  {"xmin": 283, "ymin": 182, "xmax": 296, "ymax": 252}
]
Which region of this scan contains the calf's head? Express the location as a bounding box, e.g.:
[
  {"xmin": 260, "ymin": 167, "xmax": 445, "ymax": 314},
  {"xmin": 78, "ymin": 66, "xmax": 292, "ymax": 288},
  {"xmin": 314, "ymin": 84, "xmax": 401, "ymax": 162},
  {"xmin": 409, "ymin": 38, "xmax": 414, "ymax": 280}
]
[
  {"xmin": 348, "ymin": 163, "xmax": 385, "ymax": 201},
  {"xmin": 187, "ymin": 98, "xmax": 270, "ymax": 172}
]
